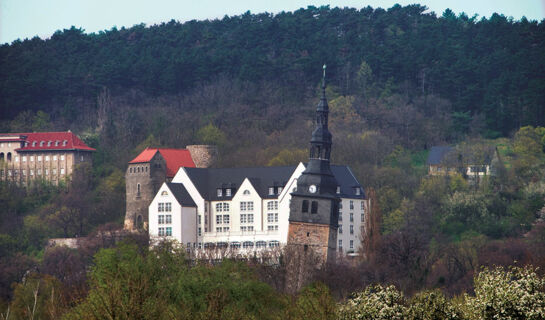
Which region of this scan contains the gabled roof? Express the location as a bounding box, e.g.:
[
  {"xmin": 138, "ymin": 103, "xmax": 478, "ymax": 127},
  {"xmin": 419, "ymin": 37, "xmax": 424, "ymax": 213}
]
[
  {"xmin": 166, "ymin": 182, "xmax": 196, "ymax": 207},
  {"xmin": 129, "ymin": 148, "xmax": 196, "ymax": 178},
  {"xmin": 6, "ymin": 131, "xmax": 95, "ymax": 152},
  {"xmin": 183, "ymin": 164, "xmax": 365, "ymax": 201},
  {"xmin": 427, "ymin": 146, "xmax": 453, "ymax": 165}
]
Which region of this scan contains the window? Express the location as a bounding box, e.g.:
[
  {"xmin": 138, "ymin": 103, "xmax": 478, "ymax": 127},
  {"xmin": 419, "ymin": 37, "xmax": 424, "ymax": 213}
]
[
  {"xmin": 267, "ymin": 213, "xmax": 278, "ymax": 223},
  {"xmin": 338, "ymin": 214, "xmax": 342, "ymax": 221},
  {"xmin": 198, "ymin": 215, "xmax": 201, "ymax": 225},
  {"xmin": 269, "ymin": 187, "xmax": 274, "ymax": 195},
  {"xmin": 350, "ymin": 240, "xmax": 354, "ymax": 249},
  {"xmin": 339, "ymin": 225, "xmax": 343, "ymax": 234},
  {"xmin": 216, "ymin": 215, "xmax": 222, "ymax": 224},
  {"xmin": 338, "ymin": 240, "xmax": 343, "ymax": 250},
  {"xmin": 166, "ymin": 227, "xmax": 172, "ymax": 236},
  {"xmin": 277, "ymin": 187, "xmax": 283, "ymax": 194},
  {"xmin": 47, "ymin": 141, "xmax": 51, "ymax": 146},
  {"xmin": 32, "ymin": 141, "xmax": 36, "ymax": 147},
  {"xmin": 267, "ymin": 225, "xmax": 278, "ymax": 231},
  {"xmin": 63, "ymin": 140, "xmax": 67, "ymax": 146},
  {"xmin": 216, "ymin": 227, "xmax": 222, "ymax": 232},
  {"xmin": 22, "ymin": 156, "xmax": 26, "ymax": 162},
  {"xmin": 336, "ymin": 186, "xmax": 341, "ymax": 194},
  {"xmin": 247, "ymin": 214, "xmax": 254, "ymax": 223},
  {"xmin": 60, "ymin": 155, "xmax": 65, "ymax": 161},
  {"xmin": 350, "ymin": 213, "xmax": 354, "ymax": 222},
  {"xmin": 52, "ymin": 169, "xmax": 57, "ymax": 175},
  {"xmin": 158, "ymin": 203, "xmax": 165, "ymax": 212},
  {"xmin": 37, "ymin": 169, "xmax": 42, "ymax": 175},
  {"xmin": 15, "ymin": 156, "xmax": 19, "ymax": 162},
  {"xmin": 243, "ymin": 241, "xmax": 254, "ymax": 248},
  {"xmin": 267, "ymin": 201, "xmax": 278, "ymax": 211},
  {"xmin": 268, "ymin": 241, "xmax": 279, "ymax": 248},
  {"xmin": 350, "ymin": 201, "xmax": 354, "ymax": 210},
  {"xmin": 55, "ymin": 141, "xmax": 59, "ymax": 146},
  {"xmin": 40, "ymin": 141, "xmax": 44, "ymax": 147},
  {"xmin": 137, "ymin": 184, "xmax": 141, "ymax": 196},
  {"xmin": 361, "ymin": 201, "xmax": 365, "ymax": 211},
  {"xmin": 45, "ymin": 169, "xmax": 49, "ymax": 175},
  {"xmin": 30, "ymin": 156, "xmax": 34, "ymax": 162},
  {"xmin": 223, "ymin": 203, "xmax": 229, "ymax": 211},
  {"xmin": 216, "ymin": 203, "xmax": 223, "ymax": 212},
  {"xmin": 198, "ymin": 227, "xmax": 202, "ymax": 236},
  {"xmin": 240, "ymin": 214, "xmax": 247, "ymax": 223},
  {"xmin": 256, "ymin": 241, "xmax": 267, "ymax": 248},
  {"xmin": 165, "ymin": 203, "xmax": 171, "ymax": 212},
  {"xmin": 243, "ymin": 190, "xmax": 250, "ymax": 195},
  {"xmin": 302, "ymin": 200, "xmax": 309, "ymax": 213},
  {"xmin": 217, "ymin": 189, "xmax": 222, "ymax": 197},
  {"xmin": 240, "ymin": 201, "xmax": 253, "ymax": 211},
  {"xmin": 241, "ymin": 226, "xmax": 247, "ymax": 232},
  {"xmin": 158, "ymin": 215, "xmax": 165, "ymax": 224},
  {"xmin": 361, "ymin": 213, "xmax": 365, "ymax": 222},
  {"xmin": 80, "ymin": 155, "xmax": 84, "ymax": 162},
  {"xmin": 165, "ymin": 215, "xmax": 172, "ymax": 224},
  {"xmin": 350, "ymin": 225, "xmax": 354, "ymax": 235},
  {"xmin": 60, "ymin": 168, "xmax": 65, "ymax": 175},
  {"xmin": 225, "ymin": 188, "xmax": 231, "ymax": 196},
  {"xmin": 38, "ymin": 155, "xmax": 42, "ymax": 161},
  {"xmin": 222, "ymin": 215, "xmax": 230, "ymax": 224},
  {"xmin": 311, "ymin": 201, "xmax": 318, "ymax": 214},
  {"xmin": 222, "ymin": 227, "xmax": 229, "ymax": 232},
  {"xmin": 355, "ymin": 188, "xmax": 361, "ymax": 195},
  {"xmin": 30, "ymin": 169, "xmax": 34, "ymax": 176},
  {"xmin": 45, "ymin": 155, "xmax": 49, "ymax": 161},
  {"xmin": 161, "ymin": 191, "xmax": 168, "ymax": 196},
  {"xmin": 158, "ymin": 227, "xmax": 165, "ymax": 236},
  {"xmin": 53, "ymin": 155, "xmax": 57, "ymax": 161},
  {"xmin": 22, "ymin": 170, "xmax": 26, "ymax": 176}
]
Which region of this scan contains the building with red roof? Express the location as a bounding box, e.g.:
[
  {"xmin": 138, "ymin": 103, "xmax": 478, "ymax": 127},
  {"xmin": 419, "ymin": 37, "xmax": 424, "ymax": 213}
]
[
  {"xmin": 124, "ymin": 145, "xmax": 217, "ymax": 231},
  {"xmin": 0, "ymin": 131, "xmax": 95, "ymax": 184}
]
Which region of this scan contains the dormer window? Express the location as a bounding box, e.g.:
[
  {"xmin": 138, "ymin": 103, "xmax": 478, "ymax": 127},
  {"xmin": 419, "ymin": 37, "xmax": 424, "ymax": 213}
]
[
  {"xmin": 63, "ymin": 140, "xmax": 67, "ymax": 146},
  {"xmin": 55, "ymin": 140, "xmax": 59, "ymax": 146},
  {"xmin": 225, "ymin": 188, "xmax": 232, "ymax": 197},
  {"xmin": 40, "ymin": 141, "xmax": 44, "ymax": 147},
  {"xmin": 277, "ymin": 187, "xmax": 283, "ymax": 194},
  {"xmin": 336, "ymin": 186, "xmax": 341, "ymax": 194},
  {"xmin": 47, "ymin": 141, "xmax": 51, "ymax": 146},
  {"xmin": 217, "ymin": 189, "xmax": 222, "ymax": 197},
  {"xmin": 32, "ymin": 141, "xmax": 36, "ymax": 147},
  {"xmin": 268, "ymin": 187, "xmax": 274, "ymax": 195},
  {"xmin": 355, "ymin": 187, "xmax": 361, "ymax": 196}
]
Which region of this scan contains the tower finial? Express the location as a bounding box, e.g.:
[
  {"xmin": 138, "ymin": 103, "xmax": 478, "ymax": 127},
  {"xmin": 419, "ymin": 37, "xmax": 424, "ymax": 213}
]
[{"xmin": 322, "ymin": 64, "xmax": 326, "ymax": 89}]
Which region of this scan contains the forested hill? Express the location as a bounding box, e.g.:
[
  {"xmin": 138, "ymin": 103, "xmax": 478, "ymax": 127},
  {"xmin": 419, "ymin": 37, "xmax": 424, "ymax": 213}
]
[{"xmin": 1, "ymin": 4, "xmax": 544, "ymax": 137}]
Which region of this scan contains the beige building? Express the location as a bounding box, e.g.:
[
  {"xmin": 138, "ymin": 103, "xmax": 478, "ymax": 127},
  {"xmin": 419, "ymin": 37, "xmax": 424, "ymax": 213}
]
[{"xmin": 0, "ymin": 131, "xmax": 95, "ymax": 184}]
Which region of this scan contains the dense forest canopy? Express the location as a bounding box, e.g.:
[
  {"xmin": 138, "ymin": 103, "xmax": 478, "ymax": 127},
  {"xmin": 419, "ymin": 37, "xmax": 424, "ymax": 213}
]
[{"xmin": 1, "ymin": 4, "xmax": 544, "ymax": 137}]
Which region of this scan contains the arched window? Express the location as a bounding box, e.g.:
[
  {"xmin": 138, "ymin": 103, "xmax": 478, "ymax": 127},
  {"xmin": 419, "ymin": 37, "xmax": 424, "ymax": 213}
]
[
  {"xmin": 6, "ymin": 153, "xmax": 11, "ymax": 162},
  {"xmin": 136, "ymin": 215, "xmax": 143, "ymax": 229},
  {"xmin": 161, "ymin": 191, "xmax": 168, "ymax": 196},
  {"xmin": 243, "ymin": 190, "xmax": 250, "ymax": 195},
  {"xmin": 0, "ymin": 153, "xmax": 4, "ymax": 161},
  {"xmin": 311, "ymin": 201, "xmax": 318, "ymax": 214},
  {"xmin": 302, "ymin": 200, "xmax": 309, "ymax": 213},
  {"xmin": 137, "ymin": 183, "xmax": 141, "ymax": 196}
]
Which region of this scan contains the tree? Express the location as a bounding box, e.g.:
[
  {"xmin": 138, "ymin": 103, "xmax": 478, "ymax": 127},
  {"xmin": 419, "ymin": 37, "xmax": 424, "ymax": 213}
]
[{"xmin": 337, "ymin": 285, "xmax": 405, "ymax": 320}]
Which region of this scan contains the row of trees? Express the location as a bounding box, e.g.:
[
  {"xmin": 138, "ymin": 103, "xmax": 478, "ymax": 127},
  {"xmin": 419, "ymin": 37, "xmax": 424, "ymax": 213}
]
[
  {"xmin": 1, "ymin": 5, "xmax": 544, "ymax": 135},
  {"xmin": 2, "ymin": 241, "xmax": 544, "ymax": 319}
]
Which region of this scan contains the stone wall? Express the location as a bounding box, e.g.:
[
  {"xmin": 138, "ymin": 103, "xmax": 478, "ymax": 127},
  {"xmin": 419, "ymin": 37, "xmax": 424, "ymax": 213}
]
[
  {"xmin": 187, "ymin": 145, "xmax": 217, "ymax": 168},
  {"xmin": 287, "ymin": 221, "xmax": 337, "ymax": 265}
]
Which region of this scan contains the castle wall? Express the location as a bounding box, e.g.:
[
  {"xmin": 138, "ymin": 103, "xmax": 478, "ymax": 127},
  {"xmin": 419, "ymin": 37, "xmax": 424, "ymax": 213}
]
[{"xmin": 187, "ymin": 145, "xmax": 217, "ymax": 168}]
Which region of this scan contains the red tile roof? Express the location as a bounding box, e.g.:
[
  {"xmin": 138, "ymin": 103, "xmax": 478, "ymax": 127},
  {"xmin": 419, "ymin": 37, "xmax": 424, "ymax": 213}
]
[
  {"xmin": 9, "ymin": 131, "xmax": 95, "ymax": 152},
  {"xmin": 129, "ymin": 148, "xmax": 196, "ymax": 177}
]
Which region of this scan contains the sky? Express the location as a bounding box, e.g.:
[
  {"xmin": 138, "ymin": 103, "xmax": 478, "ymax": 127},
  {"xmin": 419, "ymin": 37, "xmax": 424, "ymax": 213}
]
[{"xmin": 1, "ymin": 0, "xmax": 544, "ymax": 44}]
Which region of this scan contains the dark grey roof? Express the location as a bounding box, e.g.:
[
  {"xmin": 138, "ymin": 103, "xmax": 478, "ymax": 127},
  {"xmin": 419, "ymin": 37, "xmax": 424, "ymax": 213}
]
[
  {"xmin": 183, "ymin": 164, "xmax": 365, "ymax": 201},
  {"xmin": 166, "ymin": 182, "xmax": 196, "ymax": 207},
  {"xmin": 427, "ymin": 146, "xmax": 454, "ymax": 165}
]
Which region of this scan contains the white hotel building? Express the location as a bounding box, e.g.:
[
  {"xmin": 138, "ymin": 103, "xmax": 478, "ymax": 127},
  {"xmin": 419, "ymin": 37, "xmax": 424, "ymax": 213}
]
[{"xmin": 148, "ymin": 162, "xmax": 368, "ymax": 255}]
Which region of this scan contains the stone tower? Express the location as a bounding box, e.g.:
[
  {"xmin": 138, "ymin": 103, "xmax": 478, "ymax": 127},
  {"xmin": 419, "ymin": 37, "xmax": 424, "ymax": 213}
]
[
  {"xmin": 124, "ymin": 152, "xmax": 167, "ymax": 231},
  {"xmin": 187, "ymin": 145, "xmax": 218, "ymax": 168},
  {"xmin": 288, "ymin": 65, "xmax": 340, "ymax": 265}
]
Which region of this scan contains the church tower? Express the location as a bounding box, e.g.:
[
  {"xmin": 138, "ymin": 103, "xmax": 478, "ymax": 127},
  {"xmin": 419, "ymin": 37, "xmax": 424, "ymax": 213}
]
[{"xmin": 288, "ymin": 65, "xmax": 340, "ymax": 265}]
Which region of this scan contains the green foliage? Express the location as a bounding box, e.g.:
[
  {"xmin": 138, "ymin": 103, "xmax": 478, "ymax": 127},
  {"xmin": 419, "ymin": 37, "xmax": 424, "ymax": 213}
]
[
  {"xmin": 196, "ymin": 123, "xmax": 227, "ymax": 146},
  {"xmin": 406, "ymin": 290, "xmax": 463, "ymax": 320},
  {"xmin": 9, "ymin": 275, "xmax": 66, "ymax": 320},
  {"xmin": 267, "ymin": 149, "xmax": 307, "ymax": 166},
  {"xmin": 293, "ymin": 282, "xmax": 337, "ymax": 320}
]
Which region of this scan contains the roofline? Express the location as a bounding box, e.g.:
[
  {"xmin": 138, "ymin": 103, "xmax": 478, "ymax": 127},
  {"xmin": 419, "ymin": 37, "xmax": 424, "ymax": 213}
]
[
  {"xmin": 15, "ymin": 148, "xmax": 96, "ymax": 152},
  {"xmin": 164, "ymin": 183, "xmax": 197, "ymax": 208}
]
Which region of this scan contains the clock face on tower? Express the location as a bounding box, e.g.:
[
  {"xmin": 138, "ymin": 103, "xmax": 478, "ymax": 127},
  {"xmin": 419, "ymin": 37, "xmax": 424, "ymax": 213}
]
[{"xmin": 309, "ymin": 184, "xmax": 317, "ymax": 193}]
